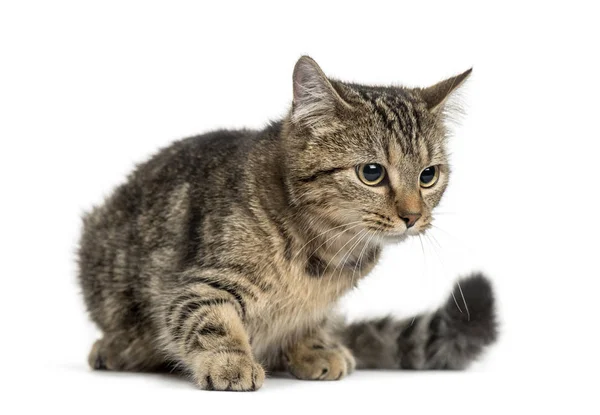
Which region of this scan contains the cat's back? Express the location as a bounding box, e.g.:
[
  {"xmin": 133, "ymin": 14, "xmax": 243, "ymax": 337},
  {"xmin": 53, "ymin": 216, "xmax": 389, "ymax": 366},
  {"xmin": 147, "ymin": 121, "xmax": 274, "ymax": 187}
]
[
  {"xmin": 134, "ymin": 128, "xmax": 257, "ymax": 189},
  {"xmin": 78, "ymin": 128, "xmax": 261, "ymax": 330},
  {"xmin": 91, "ymin": 128, "xmax": 258, "ymax": 214}
]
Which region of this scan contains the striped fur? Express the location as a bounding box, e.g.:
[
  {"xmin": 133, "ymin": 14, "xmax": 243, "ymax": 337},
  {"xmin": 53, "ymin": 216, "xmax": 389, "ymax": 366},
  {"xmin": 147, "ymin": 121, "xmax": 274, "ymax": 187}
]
[
  {"xmin": 78, "ymin": 56, "xmax": 496, "ymax": 391},
  {"xmin": 342, "ymin": 274, "xmax": 497, "ymax": 370}
]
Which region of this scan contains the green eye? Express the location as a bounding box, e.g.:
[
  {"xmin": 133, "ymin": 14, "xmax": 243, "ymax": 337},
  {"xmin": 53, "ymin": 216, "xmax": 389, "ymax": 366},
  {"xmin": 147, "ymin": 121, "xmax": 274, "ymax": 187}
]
[
  {"xmin": 357, "ymin": 163, "xmax": 386, "ymax": 186},
  {"xmin": 419, "ymin": 166, "xmax": 439, "ymax": 188}
]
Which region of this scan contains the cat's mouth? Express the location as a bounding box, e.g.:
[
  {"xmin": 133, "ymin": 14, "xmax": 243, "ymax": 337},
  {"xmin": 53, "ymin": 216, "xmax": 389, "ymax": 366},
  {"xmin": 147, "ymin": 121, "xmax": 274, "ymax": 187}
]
[
  {"xmin": 367, "ymin": 221, "xmax": 429, "ymax": 243},
  {"xmin": 360, "ymin": 210, "xmax": 430, "ymax": 239}
]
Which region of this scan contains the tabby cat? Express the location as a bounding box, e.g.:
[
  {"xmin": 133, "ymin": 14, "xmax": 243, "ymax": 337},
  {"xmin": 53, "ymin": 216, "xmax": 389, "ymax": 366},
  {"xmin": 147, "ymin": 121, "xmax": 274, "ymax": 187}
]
[{"xmin": 78, "ymin": 56, "xmax": 497, "ymax": 391}]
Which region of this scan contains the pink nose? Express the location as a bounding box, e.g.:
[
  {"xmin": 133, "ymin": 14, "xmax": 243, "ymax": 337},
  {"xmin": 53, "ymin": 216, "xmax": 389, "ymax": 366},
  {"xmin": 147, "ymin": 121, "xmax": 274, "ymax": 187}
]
[{"xmin": 400, "ymin": 213, "xmax": 421, "ymax": 228}]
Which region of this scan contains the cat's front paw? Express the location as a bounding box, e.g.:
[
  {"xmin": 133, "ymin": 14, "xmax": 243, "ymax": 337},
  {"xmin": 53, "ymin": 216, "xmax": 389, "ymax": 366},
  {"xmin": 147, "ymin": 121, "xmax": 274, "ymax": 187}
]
[
  {"xmin": 194, "ymin": 351, "xmax": 265, "ymax": 391},
  {"xmin": 285, "ymin": 343, "xmax": 356, "ymax": 381}
]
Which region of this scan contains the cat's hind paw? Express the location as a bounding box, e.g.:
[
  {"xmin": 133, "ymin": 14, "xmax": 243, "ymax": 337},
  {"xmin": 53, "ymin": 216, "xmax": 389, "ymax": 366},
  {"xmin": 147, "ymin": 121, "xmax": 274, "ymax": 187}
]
[{"xmin": 285, "ymin": 342, "xmax": 355, "ymax": 381}]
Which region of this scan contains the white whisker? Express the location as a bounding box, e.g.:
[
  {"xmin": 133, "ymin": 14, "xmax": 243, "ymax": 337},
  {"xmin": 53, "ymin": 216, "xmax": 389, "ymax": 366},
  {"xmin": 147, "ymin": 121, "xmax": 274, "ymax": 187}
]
[
  {"xmin": 457, "ymin": 281, "xmax": 470, "ymax": 321},
  {"xmin": 292, "ymin": 220, "xmax": 364, "ymax": 262},
  {"xmin": 351, "ymin": 229, "xmax": 378, "ymax": 286}
]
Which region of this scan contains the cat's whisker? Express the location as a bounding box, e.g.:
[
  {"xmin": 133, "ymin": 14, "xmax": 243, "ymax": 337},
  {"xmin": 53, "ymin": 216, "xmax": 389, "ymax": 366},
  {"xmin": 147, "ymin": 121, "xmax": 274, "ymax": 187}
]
[
  {"xmin": 300, "ymin": 222, "xmax": 362, "ymax": 269},
  {"xmin": 418, "ymin": 234, "xmax": 427, "ymax": 280},
  {"xmin": 319, "ymin": 230, "xmax": 363, "ymax": 291},
  {"xmin": 336, "ymin": 228, "xmax": 369, "ymax": 282},
  {"xmin": 292, "ymin": 220, "xmax": 364, "ymax": 262},
  {"xmin": 451, "ymin": 290, "xmax": 464, "ymax": 314},
  {"xmin": 429, "ymin": 223, "xmax": 461, "ymax": 243},
  {"xmin": 302, "ymin": 222, "xmax": 363, "ymax": 271},
  {"xmin": 311, "ymin": 224, "xmax": 364, "ymax": 296},
  {"xmin": 423, "ymin": 233, "xmax": 464, "ymax": 314},
  {"xmin": 426, "ymin": 231, "xmax": 444, "ymax": 251},
  {"xmin": 351, "ymin": 229, "xmax": 379, "ymax": 286},
  {"xmin": 321, "ymin": 227, "xmax": 367, "ymax": 294},
  {"xmin": 457, "ymin": 281, "xmax": 470, "ymax": 321},
  {"xmin": 355, "ymin": 232, "xmax": 375, "ymax": 283},
  {"xmin": 329, "ymin": 236, "xmax": 358, "ymax": 294}
]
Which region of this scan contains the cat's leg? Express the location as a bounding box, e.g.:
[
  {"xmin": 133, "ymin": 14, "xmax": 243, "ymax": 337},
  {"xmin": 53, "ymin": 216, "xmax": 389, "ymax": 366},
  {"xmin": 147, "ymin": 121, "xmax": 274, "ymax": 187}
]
[
  {"xmin": 284, "ymin": 326, "xmax": 356, "ymax": 381},
  {"xmin": 88, "ymin": 330, "xmax": 167, "ymax": 372},
  {"xmin": 161, "ymin": 275, "xmax": 265, "ymax": 391}
]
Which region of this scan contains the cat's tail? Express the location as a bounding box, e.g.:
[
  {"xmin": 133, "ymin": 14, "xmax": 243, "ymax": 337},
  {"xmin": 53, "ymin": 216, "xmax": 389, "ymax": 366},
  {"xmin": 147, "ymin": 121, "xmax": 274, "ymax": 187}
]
[{"xmin": 341, "ymin": 273, "xmax": 498, "ymax": 370}]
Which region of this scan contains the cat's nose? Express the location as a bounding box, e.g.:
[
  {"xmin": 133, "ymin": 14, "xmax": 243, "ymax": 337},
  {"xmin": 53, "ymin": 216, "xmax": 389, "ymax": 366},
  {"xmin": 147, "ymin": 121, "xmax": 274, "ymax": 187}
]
[{"xmin": 400, "ymin": 213, "xmax": 421, "ymax": 229}]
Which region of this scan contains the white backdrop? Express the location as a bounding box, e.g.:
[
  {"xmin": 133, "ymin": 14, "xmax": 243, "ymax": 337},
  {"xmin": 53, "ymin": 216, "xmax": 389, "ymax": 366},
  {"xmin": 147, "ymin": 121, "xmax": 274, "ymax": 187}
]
[{"xmin": 1, "ymin": 1, "xmax": 598, "ymax": 413}]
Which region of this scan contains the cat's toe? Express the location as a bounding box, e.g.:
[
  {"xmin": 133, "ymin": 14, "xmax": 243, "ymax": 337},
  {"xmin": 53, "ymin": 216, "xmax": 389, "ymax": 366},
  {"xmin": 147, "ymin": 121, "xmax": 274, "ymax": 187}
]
[
  {"xmin": 195, "ymin": 351, "xmax": 265, "ymax": 391},
  {"xmin": 287, "ymin": 345, "xmax": 355, "ymax": 381}
]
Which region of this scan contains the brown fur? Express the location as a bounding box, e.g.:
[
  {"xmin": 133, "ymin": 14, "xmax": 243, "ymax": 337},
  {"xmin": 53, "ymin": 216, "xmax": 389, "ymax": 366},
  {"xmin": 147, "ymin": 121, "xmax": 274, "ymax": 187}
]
[{"xmin": 78, "ymin": 56, "xmax": 496, "ymax": 391}]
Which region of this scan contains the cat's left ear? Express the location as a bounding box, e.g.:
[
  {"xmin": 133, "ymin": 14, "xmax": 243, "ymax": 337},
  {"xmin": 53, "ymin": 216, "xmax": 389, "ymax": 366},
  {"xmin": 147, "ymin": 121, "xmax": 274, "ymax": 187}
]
[{"xmin": 419, "ymin": 68, "xmax": 472, "ymax": 114}]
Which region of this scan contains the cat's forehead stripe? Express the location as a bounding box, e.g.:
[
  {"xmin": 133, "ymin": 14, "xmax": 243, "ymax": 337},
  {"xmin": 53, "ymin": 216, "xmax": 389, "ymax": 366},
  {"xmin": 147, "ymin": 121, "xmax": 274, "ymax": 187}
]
[{"xmin": 349, "ymin": 84, "xmax": 425, "ymax": 159}]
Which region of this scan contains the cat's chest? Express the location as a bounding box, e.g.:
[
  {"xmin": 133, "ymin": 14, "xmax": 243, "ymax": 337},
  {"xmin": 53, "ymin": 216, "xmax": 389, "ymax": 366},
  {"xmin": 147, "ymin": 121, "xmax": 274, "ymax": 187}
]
[
  {"xmin": 243, "ymin": 243, "xmax": 380, "ymax": 360},
  {"xmin": 246, "ymin": 274, "xmax": 339, "ymax": 359},
  {"xmin": 246, "ymin": 295, "xmax": 331, "ymax": 363}
]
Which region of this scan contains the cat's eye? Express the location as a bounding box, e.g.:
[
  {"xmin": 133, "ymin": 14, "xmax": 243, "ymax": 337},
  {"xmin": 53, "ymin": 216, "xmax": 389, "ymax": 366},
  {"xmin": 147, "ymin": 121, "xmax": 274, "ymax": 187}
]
[
  {"xmin": 356, "ymin": 163, "xmax": 386, "ymax": 186},
  {"xmin": 419, "ymin": 166, "xmax": 439, "ymax": 188}
]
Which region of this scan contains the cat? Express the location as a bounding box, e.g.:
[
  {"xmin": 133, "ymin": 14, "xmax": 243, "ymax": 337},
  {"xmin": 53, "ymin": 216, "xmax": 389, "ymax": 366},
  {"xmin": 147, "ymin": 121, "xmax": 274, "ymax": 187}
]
[{"xmin": 78, "ymin": 56, "xmax": 497, "ymax": 391}]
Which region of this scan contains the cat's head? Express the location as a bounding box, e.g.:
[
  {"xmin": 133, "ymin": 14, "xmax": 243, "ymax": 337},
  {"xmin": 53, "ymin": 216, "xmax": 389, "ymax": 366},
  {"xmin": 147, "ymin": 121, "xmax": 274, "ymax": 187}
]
[{"xmin": 283, "ymin": 56, "xmax": 470, "ymax": 242}]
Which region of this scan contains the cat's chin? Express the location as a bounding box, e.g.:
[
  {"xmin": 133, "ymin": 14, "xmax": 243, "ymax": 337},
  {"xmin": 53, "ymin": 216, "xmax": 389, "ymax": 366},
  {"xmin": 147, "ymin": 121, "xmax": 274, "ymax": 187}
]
[
  {"xmin": 379, "ymin": 227, "xmax": 428, "ymax": 244},
  {"xmin": 380, "ymin": 232, "xmax": 410, "ymax": 244}
]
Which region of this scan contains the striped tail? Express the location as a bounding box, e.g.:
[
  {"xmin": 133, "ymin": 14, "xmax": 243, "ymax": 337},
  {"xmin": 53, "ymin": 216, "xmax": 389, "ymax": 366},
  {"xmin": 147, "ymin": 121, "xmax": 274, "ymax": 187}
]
[{"xmin": 342, "ymin": 273, "xmax": 498, "ymax": 370}]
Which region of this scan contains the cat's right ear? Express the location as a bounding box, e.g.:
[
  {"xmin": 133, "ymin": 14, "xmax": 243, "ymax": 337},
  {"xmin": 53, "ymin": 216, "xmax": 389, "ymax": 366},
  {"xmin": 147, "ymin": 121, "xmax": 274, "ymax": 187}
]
[{"xmin": 291, "ymin": 56, "xmax": 350, "ymax": 128}]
